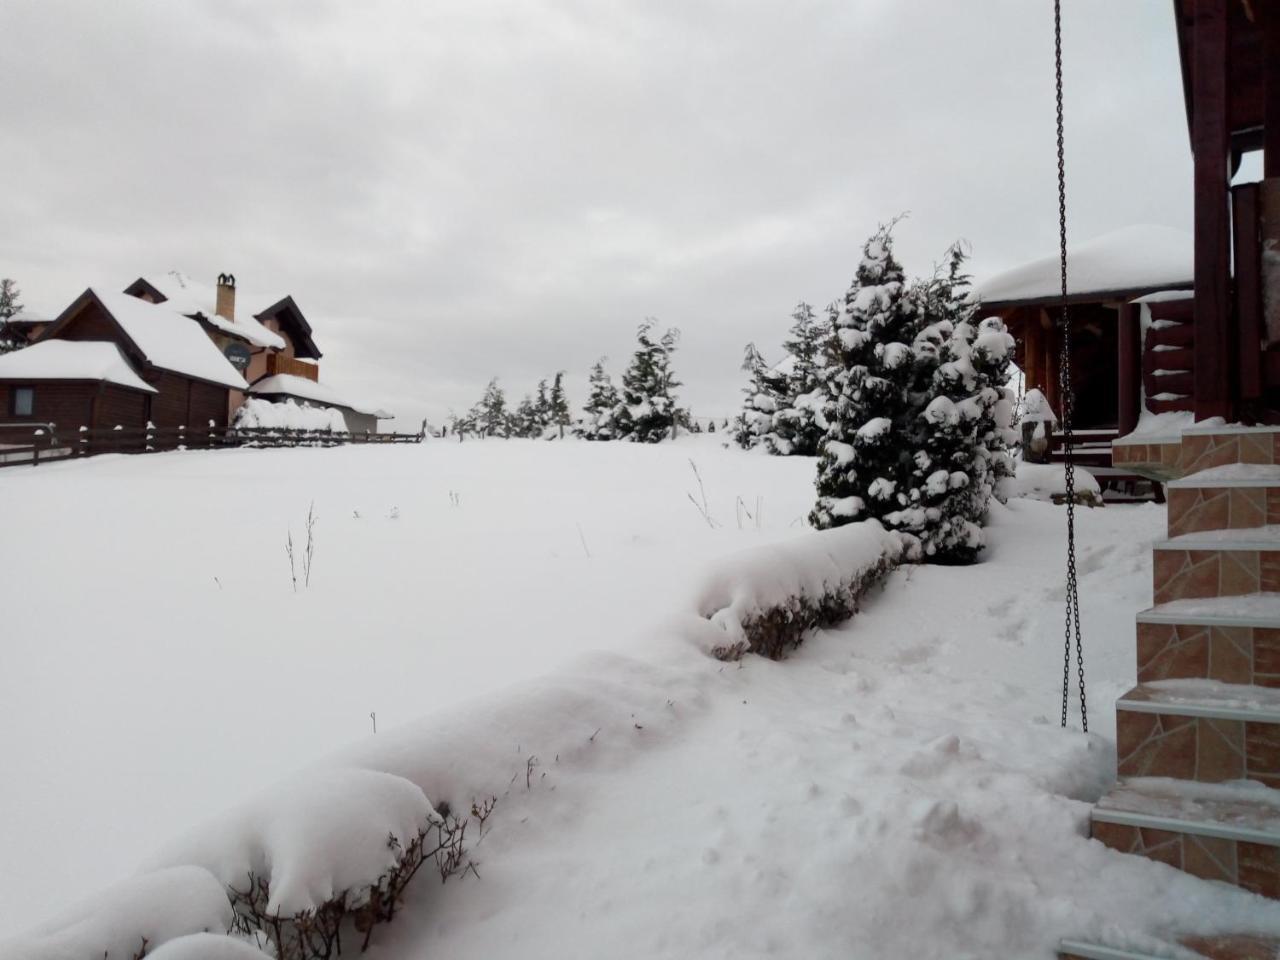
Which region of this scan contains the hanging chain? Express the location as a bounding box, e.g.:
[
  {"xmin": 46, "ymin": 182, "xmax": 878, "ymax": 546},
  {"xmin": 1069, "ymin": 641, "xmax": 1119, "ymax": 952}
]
[{"xmin": 1055, "ymin": 0, "xmax": 1087, "ymax": 732}]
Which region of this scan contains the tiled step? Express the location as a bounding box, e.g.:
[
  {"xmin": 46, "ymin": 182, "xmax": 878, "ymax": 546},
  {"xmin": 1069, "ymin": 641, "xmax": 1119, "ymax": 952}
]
[
  {"xmin": 1062, "ymin": 934, "xmax": 1280, "ymax": 960},
  {"xmin": 1180, "ymin": 426, "xmax": 1280, "ymax": 476},
  {"xmin": 1153, "ymin": 527, "xmax": 1280, "ymax": 604},
  {"xmin": 1090, "ymin": 777, "xmax": 1280, "ymax": 900},
  {"xmin": 1137, "ymin": 595, "xmax": 1280, "ymax": 687},
  {"xmin": 1167, "ymin": 466, "xmax": 1280, "ymax": 537},
  {"xmin": 1116, "ymin": 682, "xmax": 1280, "ymax": 787}
]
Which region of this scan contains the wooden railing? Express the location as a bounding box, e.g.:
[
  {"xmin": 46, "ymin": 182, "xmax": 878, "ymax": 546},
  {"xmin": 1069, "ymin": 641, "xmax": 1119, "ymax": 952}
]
[
  {"xmin": 0, "ymin": 423, "xmax": 423, "ymax": 469},
  {"xmin": 266, "ymin": 354, "xmax": 320, "ymax": 382}
]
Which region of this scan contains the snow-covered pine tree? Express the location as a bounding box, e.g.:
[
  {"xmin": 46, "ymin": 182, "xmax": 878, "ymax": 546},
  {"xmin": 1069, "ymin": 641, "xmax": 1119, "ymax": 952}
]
[
  {"xmin": 0, "ymin": 278, "xmax": 23, "ymax": 354},
  {"xmin": 576, "ymin": 358, "xmax": 621, "ymax": 440},
  {"xmin": 810, "ymin": 227, "xmax": 921, "ymax": 531},
  {"xmin": 476, "ymin": 378, "xmax": 511, "ymax": 437},
  {"xmin": 892, "ymin": 245, "xmax": 1015, "ymax": 563},
  {"xmin": 512, "ymin": 394, "xmax": 541, "ymax": 438},
  {"xmin": 768, "ymin": 301, "xmax": 830, "ymax": 455},
  {"xmin": 613, "ymin": 320, "xmax": 683, "ymax": 443},
  {"xmin": 732, "ymin": 343, "xmax": 787, "ymax": 450},
  {"xmin": 548, "ymin": 371, "xmax": 571, "ymax": 438},
  {"xmin": 533, "ymin": 379, "xmax": 552, "ymax": 431}
]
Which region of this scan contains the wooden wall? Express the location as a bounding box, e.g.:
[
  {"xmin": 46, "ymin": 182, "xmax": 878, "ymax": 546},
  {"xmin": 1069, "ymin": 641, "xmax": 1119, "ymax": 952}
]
[{"xmin": 0, "ymin": 382, "xmax": 148, "ymax": 435}]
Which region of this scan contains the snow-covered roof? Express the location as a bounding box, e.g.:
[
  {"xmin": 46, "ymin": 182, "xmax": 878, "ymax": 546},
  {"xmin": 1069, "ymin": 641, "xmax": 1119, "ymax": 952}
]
[
  {"xmin": 131, "ymin": 272, "xmax": 286, "ymax": 350},
  {"xmin": 974, "ymin": 225, "xmax": 1193, "ymax": 307},
  {"xmin": 88, "ymin": 289, "xmax": 249, "ymax": 390},
  {"xmin": 248, "ymin": 373, "xmax": 380, "ymax": 416},
  {"xmin": 0, "ymin": 339, "xmax": 157, "ymax": 392},
  {"xmin": 3, "ymin": 308, "xmax": 53, "ymax": 327}
]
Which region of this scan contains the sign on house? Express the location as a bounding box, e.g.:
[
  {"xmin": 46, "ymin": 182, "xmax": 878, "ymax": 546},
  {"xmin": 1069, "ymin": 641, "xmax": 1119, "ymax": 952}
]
[{"xmin": 224, "ymin": 342, "xmax": 251, "ymax": 373}]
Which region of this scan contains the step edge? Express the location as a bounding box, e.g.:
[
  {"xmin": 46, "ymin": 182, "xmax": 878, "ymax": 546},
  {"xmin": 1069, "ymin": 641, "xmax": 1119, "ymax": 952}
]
[
  {"xmin": 1057, "ymin": 939, "xmax": 1175, "ymax": 960},
  {"xmin": 1168, "ymin": 478, "xmax": 1280, "ymax": 489},
  {"xmin": 1137, "ymin": 607, "xmax": 1280, "ymax": 628},
  {"xmin": 1155, "ymin": 537, "xmax": 1280, "ymax": 552},
  {"xmin": 1116, "ymin": 694, "xmax": 1280, "ymax": 724},
  {"xmin": 1092, "ymin": 806, "xmax": 1280, "ymax": 846}
]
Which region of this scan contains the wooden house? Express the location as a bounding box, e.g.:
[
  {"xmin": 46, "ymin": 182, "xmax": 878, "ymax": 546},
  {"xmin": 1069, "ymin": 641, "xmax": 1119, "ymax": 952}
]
[{"xmin": 0, "ymin": 288, "xmax": 247, "ymax": 441}]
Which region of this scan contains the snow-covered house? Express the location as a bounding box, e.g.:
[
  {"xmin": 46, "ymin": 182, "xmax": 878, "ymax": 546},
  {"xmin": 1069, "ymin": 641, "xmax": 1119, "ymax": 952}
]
[
  {"xmin": 975, "ymin": 224, "xmax": 1194, "ymax": 441},
  {"xmin": 121, "ymin": 272, "xmax": 388, "ymax": 432},
  {"xmin": 0, "ymin": 289, "xmax": 246, "ymax": 438}
]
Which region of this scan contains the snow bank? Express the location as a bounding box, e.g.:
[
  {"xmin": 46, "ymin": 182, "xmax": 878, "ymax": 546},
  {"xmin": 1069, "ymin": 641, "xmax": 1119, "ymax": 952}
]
[
  {"xmin": 232, "ymin": 397, "xmax": 347, "ymax": 432},
  {"xmin": 148, "ymin": 933, "xmax": 271, "ymax": 959},
  {"xmin": 1003, "ymin": 461, "xmax": 1102, "ymax": 503},
  {"xmin": 691, "ymin": 520, "xmax": 904, "ymax": 659},
  {"xmin": 148, "ymin": 768, "xmax": 435, "ymax": 916},
  {"xmin": 0, "ymin": 866, "xmax": 231, "ymax": 960}
]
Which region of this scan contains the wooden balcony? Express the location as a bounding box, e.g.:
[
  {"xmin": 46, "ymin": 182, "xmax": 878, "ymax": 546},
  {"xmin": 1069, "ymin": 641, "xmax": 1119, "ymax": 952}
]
[{"xmin": 266, "ymin": 353, "xmax": 320, "ymax": 382}]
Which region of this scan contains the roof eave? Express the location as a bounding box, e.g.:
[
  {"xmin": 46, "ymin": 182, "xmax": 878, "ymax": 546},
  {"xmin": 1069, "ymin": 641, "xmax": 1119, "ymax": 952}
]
[{"xmin": 980, "ymin": 280, "xmax": 1195, "ymax": 313}]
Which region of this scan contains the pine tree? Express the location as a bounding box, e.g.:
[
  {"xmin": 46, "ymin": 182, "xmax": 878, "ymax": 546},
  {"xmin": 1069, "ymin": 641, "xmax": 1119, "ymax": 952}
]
[
  {"xmin": 733, "ymin": 343, "xmax": 787, "ymax": 450},
  {"xmin": 768, "ymin": 301, "xmax": 831, "ymax": 455},
  {"xmin": 548, "ymin": 371, "xmax": 571, "ymax": 438},
  {"xmin": 0, "ymin": 278, "xmax": 23, "ymax": 353},
  {"xmin": 512, "ymin": 394, "xmax": 540, "ymax": 438},
  {"xmin": 533, "ymin": 379, "xmax": 552, "ymax": 432},
  {"xmin": 577, "ymin": 359, "xmax": 621, "ymax": 440},
  {"xmin": 476, "ymin": 378, "xmax": 511, "ymax": 437},
  {"xmin": 810, "ymin": 227, "xmax": 921, "ymax": 532},
  {"xmin": 891, "ymin": 245, "xmax": 1015, "ymax": 563},
  {"xmin": 613, "ymin": 320, "xmax": 683, "ymax": 443}
]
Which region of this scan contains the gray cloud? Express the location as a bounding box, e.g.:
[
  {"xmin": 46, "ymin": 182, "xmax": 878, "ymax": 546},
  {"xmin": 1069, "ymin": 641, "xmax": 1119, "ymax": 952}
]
[{"xmin": 1, "ymin": 0, "xmax": 1190, "ymax": 424}]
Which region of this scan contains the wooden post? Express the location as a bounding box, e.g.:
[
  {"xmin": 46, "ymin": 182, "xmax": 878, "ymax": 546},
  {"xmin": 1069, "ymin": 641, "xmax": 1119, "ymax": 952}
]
[
  {"xmin": 1233, "ymin": 184, "xmax": 1264, "ymax": 410},
  {"xmin": 1265, "ymin": 1, "xmax": 1280, "ymax": 178},
  {"xmin": 1191, "ymin": 0, "xmax": 1233, "ymax": 420},
  {"xmin": 1117, "ymin": 301, "xmax": 1141, "ymax": 436}
]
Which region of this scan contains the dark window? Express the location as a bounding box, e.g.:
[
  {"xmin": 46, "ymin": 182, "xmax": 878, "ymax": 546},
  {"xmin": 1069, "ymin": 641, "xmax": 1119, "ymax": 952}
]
[{"xmin": 12, "ymin": 387, "xmax": 34, "ymax": 417}]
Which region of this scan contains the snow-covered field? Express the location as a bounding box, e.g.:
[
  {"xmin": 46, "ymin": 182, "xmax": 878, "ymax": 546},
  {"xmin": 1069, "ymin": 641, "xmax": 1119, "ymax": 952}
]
[{"xmin": 2, "ymin": 437, "xmax": 1276, "ymax": 956}]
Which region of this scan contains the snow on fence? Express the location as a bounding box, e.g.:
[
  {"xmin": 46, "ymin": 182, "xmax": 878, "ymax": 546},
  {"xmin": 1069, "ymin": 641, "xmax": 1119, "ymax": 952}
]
[
  {"xmin": 0, "ymin": 423, "xmax": 423, "ymax": 469},
  {"xmin": 692, "ymin": 519, "xmax": 905, "ymax": 660}
]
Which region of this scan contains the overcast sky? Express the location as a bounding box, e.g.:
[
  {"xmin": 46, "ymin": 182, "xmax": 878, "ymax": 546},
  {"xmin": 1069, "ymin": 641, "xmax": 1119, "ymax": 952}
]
[{"xmin": 1, "ymin": 0, "xmax": 1191, "ymax": 425}]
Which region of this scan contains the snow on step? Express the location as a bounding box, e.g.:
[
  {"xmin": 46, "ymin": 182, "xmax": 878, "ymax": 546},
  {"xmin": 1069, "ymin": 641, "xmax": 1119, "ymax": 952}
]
[
  {"xmin": 1061, "ymin": 935, "xmax": 1280, "ymax": 960},
  {"xmin": 1119, "ymin": 679, "xmax": 1280, "ymax": 722},
  {"xmin": 1171, "ymin": 464, "xmax": 1280, "ymax": 488},
  {"xmin": 1139, "ymin": 593, "xmax": 1280, "ymax": 628},
  {"xmin": 1158, "ymin": 525, "xmax": 1280, "ymax": 551},
  {"xmin": 1095, "ymin": 777, "xmax": 1280, "ymax": 842}
]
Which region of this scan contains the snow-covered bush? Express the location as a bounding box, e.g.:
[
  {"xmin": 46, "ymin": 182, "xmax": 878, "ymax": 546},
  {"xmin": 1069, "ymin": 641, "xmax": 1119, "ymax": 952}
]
[
  {"xmin": 0, "ymin": 866, "xmax": 233, "ymax": 960},
  {"xmin": 233, "ymin": 399, "xmax": 347, "ymax": 433},
  {"xmin": 694, "ymin": 520, "xmax": 904, "ymax": 660},
  {"xmin": 148, "ymin": 932, "xmax": 273, "ymax": 959},
  {"xmin": 611, "ymin": 320, "xmax": 683, "ymax": 443},
  {"xmin": 146, "ymin": 768, "xmax": 492, "ymax": 960}
]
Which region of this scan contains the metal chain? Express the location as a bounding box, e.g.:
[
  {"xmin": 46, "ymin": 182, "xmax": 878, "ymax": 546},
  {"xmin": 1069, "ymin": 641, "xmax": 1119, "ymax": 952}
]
[{"xmin": 1055, "ymin": 0, "xmax": 1087, "ymax": 732}]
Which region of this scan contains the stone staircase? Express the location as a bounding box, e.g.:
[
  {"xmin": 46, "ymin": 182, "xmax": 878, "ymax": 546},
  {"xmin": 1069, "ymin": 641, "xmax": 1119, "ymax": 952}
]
[{"xmin": 1062, "ymin": 427, "xmax": 1280, "ymax": 960}]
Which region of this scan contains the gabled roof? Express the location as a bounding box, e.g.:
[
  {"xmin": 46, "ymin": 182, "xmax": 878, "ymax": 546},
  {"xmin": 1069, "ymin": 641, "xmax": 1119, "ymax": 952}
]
[
  {"xmin": 0, "ymin": 340, "xmax": 156, "ymax": 393},
  {"xmin": 42, "ymin": 289, "xmax": 248, "ymax": 391},
  {"xmin": 248, "ymin": 373, "xmax": 381, "ymax": 416},
  {"xmin": 123, "ymin": 273, "xmax": 320, "ymax": 359},
  {"xmin": 254, "ymin": 295, "xmax": 321, "ymax": 360},
  {"xmin": 123, "ymin": 274, "xmax": 286, "ymax": 351},
  {"xmin": 974, "ymin": 225, "xmax": 1194, "ymax": 310}
]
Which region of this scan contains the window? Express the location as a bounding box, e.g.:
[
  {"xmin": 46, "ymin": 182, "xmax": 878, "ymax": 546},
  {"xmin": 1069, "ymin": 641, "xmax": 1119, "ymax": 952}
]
[{"xmin": 12, "ymin": 387, "xmax": 33, "ymax": 417}]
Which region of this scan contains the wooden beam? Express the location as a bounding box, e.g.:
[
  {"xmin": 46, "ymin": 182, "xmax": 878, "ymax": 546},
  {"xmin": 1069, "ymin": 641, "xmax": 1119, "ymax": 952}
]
[
  {"xmin": 1265, "ymin": 0, "xmax": 1280, "ymax": 176},
  {"xmin": 1192, "ymin": 0, "xmax": 1234, "ymax": 420},
  {"xmin": 1233, "ymin": 183, "xmax": 1264, "ymax": 410},
  {"xmin": 1117, "ymin": 302, "xmax": 1141, "ymax": 435}
]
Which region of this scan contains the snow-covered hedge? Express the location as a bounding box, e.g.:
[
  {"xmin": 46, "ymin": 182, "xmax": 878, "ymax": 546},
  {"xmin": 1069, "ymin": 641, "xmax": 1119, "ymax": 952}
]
[
  {"xmin": 693, "ymin": 519, "xmax": 904, "ymax": 660},
  {"xmin": 1, "ymin": 866, "xmax": 233, "ymax": 960},
  {"xmin": 233, "ymin": 398, "xmax": 347, "ymax": 432}
]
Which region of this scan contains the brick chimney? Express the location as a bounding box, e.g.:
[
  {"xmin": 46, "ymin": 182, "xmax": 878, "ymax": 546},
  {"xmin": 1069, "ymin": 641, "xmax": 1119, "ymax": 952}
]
[{"xmin": 215, "ymin": 272, "xmax": 236, "ymax": 321}]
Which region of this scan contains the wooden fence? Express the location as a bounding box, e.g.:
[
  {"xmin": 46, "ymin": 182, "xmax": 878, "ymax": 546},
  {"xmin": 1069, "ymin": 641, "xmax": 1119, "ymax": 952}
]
[{"xmin": 0, "ymin": 423, "xmax": 423, "ymax": 469}]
